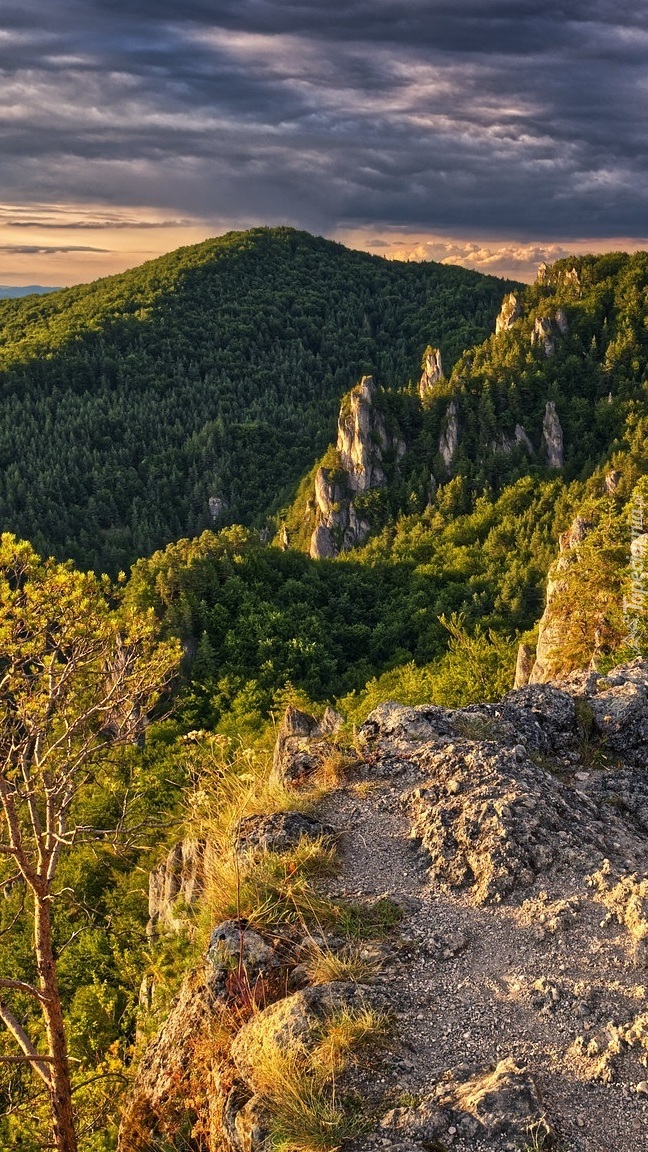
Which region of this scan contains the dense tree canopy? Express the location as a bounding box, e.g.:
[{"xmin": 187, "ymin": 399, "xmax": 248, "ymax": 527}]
[{"xmin": 0, "ymin": 228, "xmax": 514, "ymax": 574}]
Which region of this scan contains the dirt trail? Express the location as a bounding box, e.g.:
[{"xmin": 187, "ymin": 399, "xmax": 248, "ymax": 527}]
[{"xmin": 320, "ymin": 763, "xmax": 648, "ymax": 1152}]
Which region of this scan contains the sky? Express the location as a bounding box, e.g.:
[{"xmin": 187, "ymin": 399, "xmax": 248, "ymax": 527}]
[{"xmin": 1, "ymin": 0, "xmax": 647, "ymax": 285}]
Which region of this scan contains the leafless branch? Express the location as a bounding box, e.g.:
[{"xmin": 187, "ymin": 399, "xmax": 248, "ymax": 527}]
[{"xmin": 0, "ymin": 1001, "xmax": 52, "ymax": 1087}]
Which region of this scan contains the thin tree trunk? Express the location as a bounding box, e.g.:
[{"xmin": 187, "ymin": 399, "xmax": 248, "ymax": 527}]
[{"xmin": 34, "ymin": 895, "xmax": 78, "ymax": 1152}]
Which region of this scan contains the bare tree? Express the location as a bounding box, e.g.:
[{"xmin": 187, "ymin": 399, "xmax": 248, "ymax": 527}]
[{"xmin": 0, "ymin": 536, "xmax": 179, "ymax": 1152}]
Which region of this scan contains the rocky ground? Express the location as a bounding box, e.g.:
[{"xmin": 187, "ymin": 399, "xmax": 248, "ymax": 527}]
[
  {"xmin": 122, "ymin": 660, "xmax": 648, "ymax": 1152},
  {"xmin": 317, "ymin": 664, "xmax": 648, "ymax": 1152}
]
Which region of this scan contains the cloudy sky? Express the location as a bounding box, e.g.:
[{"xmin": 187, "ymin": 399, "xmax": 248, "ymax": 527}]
[{"xmin": 1, "ymin": 0, "xmax": 647, "ymax": 284}]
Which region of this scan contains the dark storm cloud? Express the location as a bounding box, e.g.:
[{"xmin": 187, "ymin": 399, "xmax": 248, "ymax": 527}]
[{"xmin": 1, "ymin": 0, "xmax": 647, "ymax": 239}]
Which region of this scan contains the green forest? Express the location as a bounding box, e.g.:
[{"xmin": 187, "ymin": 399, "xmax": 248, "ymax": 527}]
[
  {"xmin": 0, "ymin": 236, "xmax": 646, "ymax": 1150},
  {"xmin": 0, "ymin": 227, "xmax": 514, "ymax": 575}
]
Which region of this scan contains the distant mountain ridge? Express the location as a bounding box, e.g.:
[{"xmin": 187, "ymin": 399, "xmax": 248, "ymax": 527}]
[{"xmin": 0, "ymin": 285, "xmax": 60, "ymax": 298}]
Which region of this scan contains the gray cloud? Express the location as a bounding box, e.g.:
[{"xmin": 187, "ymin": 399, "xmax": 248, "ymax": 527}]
[
  {"xmin": 0, "ymin": 1, "xmax": 647, "ymax": 243},
  {"xmin": 7, "ymin": 218, "xmax": 192, "ymax": 229},
  {"xmin": 0, "ymin": 244, "xmax": 110, "ymax": 254}
]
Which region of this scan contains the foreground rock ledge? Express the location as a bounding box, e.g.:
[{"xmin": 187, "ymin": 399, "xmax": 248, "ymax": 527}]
[
  {"xmin": 120, "ymin": 659, "xmax": 648, "ymax": 1151},
  {"xmin": 381, "ymin": 1058, "xmax": 552, "ymax": 1151}
]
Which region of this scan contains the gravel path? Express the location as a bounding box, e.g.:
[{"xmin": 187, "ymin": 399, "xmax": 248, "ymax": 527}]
[{"xmin": 319, "ymin": 764, "xmax": 648, "ymax": 1152}]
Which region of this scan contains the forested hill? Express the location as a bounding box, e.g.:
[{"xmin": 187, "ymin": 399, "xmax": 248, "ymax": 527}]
[
  {"xmin": 0, "ymin": 227, "xmax": 515, "ymax": 573},
  {"xmin": 281, "ymin": 249, "xmax": 648, "ymax": 558}
]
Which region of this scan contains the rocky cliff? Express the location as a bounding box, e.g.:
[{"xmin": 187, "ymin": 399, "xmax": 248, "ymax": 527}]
[
  {"xmin": 147, "ymin": 838, "xmax": 206, "ymax": 937},
  {"xmin": 418, "ymin": 346, "xmax": 444, "ymax": 397},
  {"xmin": 122, "ymin": 661, "xmax": 648, "ymax": 1152},
  {"xmin": 542, "ymin": 401, "xmax": 565, "ymax": 468},
  {"xmin": 527, "ymin": 515, "xmax": 594, "ymax": 683},
  {"xmin": 307, "ymin": 376, "xmax": 404, "ymax": 559},
  {"xmin": 495, "ymin": 292, "xmax": 522, "ymax": 334}
]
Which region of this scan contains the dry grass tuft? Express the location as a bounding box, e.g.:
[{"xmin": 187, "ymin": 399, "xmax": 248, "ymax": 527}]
[
  {"xmin": 302, "ymin": 940, "xmax": 379, "ymax": 985},
  {"xmin": 201, "ymin": 836, "xmax": 340, "ymax": 937},
  {"xmin": 248, "ymin": 1003, "xmax": 390, "ymax": 1152},
  {"xmin": 311, "ymin": 1005, "xmax": 391, "ymax": 1075},
  {"xmin": 317, "ymin": 746, "xmax": 357, "ymax": 788},
  {"xmin": 266, "ymin": 1067, "xmax": 359, "ymax": 1152}
]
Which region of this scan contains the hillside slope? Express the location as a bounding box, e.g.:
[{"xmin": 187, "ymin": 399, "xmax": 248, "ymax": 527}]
[
  {"xmin": 122, "ymin": 662, "xmax": 648, "ymax": 1152},
  {"xmin": 0, "ymin": 227, "xmax": 514, "ymax": 573},
  {"xmin": 281, "ymin": 251, "xmax": 648, "ymax": 561}
]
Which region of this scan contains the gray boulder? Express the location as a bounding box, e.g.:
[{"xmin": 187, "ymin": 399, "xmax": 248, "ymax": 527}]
[
  {"xmin": 589, "ymin": 680, "xmax": 648, "ymax": 751},
  {"xmin": 270, "ymin": 706, "xmax": 324, "ymax": 788},
  {"xmin": 235, "ymin": 811, "xmax": 337, "ymax": 854},
  {"xmin": 206, "ymin": 919, "xmax": 280, "ymax": 998},
  {"xmin": 230, "ymin": 981, "xmax": 367, "ymax": 1094}
]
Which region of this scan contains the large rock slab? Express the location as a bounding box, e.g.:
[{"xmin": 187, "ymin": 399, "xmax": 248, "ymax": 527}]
[
  {"xmin": 235, "ymin": 811, "xmax": 336, "ymax": 854},
  {"xmin": 359, "ymin": 661, "xmax": 648, "ymax": 903},
  {"xmin": 402, "ymin": 741, "xmax": 613, "ymax": 903}
]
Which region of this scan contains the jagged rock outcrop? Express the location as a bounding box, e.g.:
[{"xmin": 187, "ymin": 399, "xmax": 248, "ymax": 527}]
[
  {"xmin": 532, "ymin": 316, "xmax": 556, "ymax": 356},
  {"xmin": 270, "ymin": 706, "xmax": 323, "ymax": 787},
  {"xmin": 310, "ymin": 467, "xmax": 371, "ymax": 559},
  {"xmin": 235, "ymin": 811, "xmax": 336, "ymax": 855},
  {"xmin": 537, "ymin": 261, "xmax": 580, "ymax": 290},
  {"xmin": 531, "ymin": 310, "xmax": 569, "ymax": 356},
  {"xmin": 491, "ymin": 424, "xmax": 534, "ymax": 457},
  {"xmin": 554, "ymin": 306, "xmax": 569, "ymax": 335},
  {"xmin": 381, "ymin": 1059, "xmax": 552, "ymax": 1150},
  {"xmin": 318, "ymin": 704, "xmax": 344, "ymax": 734},
  {"xmin": 208, "ymin": 495, "xmax": 227, "ymax": 522},
  {"xmin": 337, "ymin": 375, "xmax": 388, "ymax": 493},
  {"xmin": 495, "ymin": 292, "xmax": 522, "ymax": 334},
  {"xmin": 541, "ymin": 399, "xmax": 564, "ymax": 467},
  {"xmin": 269, "ymin": 705, "xmax": 345, "ymax": 788},
  {"xmin": 119, "ymin": 967, "xmax": 221, "ymax": 1150},
  {"xmin": 418, "ymin": 345, "xmax": 443, "ymax": 396},
  {"xmin": 310, "ymin": 375, "xmax": 403, "ymax": 559},
  {"xmin": 605, "ymin": 468, "xmax": 622, "ymax": 494},
  {"xmin": 514, "ymin": 423, "xmax": 534, "ymax": 454},
  {"xmin": 147, "ymin": 838, "xmax": 205, "ymax": 936},
  {"xmin": 119, "ymin": 920, "xmax": 293, "ymax": 1152},
  {"xmin": 513, "ymin": 642, "xmax": 536, "ymax": 688},
  {"xmin": 439, "ymin": 399, "xmax": 459, "ymax": 470},
  {"xmin": 526, "ymin": 514, "xmax": 593, "ymax": 683}
]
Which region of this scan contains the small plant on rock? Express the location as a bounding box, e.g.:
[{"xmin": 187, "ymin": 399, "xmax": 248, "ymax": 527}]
[{"xmin": 521, "ymin": 1118, "xmax": 555, "ymax": 1151}]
